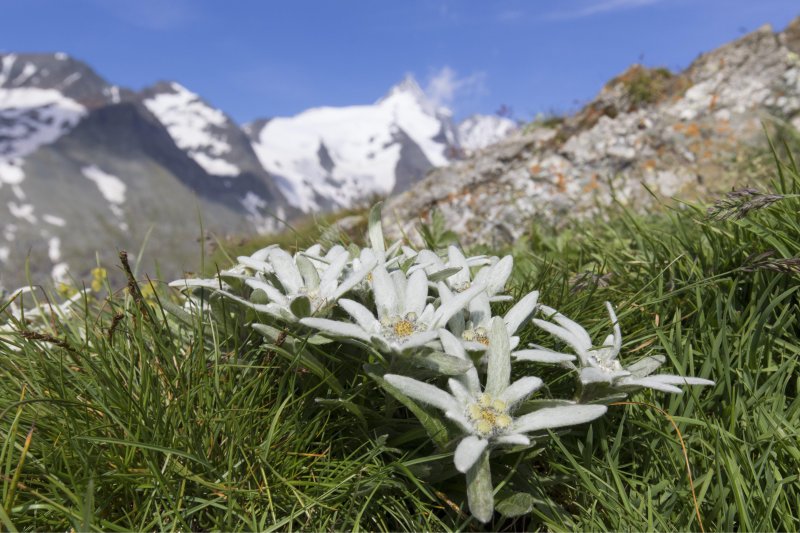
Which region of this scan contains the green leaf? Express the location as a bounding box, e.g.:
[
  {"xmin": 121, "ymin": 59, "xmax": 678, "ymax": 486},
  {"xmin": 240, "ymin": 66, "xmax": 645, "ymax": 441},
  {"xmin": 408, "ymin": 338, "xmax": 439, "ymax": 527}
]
[
  {"xmin": 409, "ymin": 351, "xmax": 472, "ymax": 375},
  {"xmin": 466, "ymin": 450, "xmax": 494, "ymax": 523},
  {"xmin": 160, "ymin": 300, "xmax": 195, "ymax": 327},
  {"xmin": 368, "ymin": 201, "xmax": 386, "ymax": 254},
  {"xmin": 496, "ymin": 492, "xmax": 537, "ymax": 517},
  {"xmin": 250, "ymin": 288, "xmax": 269, "ymax": 305},
  {"xmin": 289, "ymin": 296, "xmax": 312, "ymax": 318},
  {"xmin": 428, "ymin": 267, "xmax": 462, "ymax": 283},
  {"xmin": 295, "ymin": 255, "xmax": 321, "ymax": 289}
]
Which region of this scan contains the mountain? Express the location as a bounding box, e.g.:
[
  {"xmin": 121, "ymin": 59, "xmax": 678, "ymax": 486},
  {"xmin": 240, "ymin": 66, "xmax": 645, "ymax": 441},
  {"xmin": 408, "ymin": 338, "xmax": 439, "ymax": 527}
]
[
  {"xmin": 382, "ymin": 17, "xmax": 800, "ymax": 247},
  {"xmin": 245, "ymin": 76, "xmax": 460, "ymax": 212},
  {"xmin": 0, "ymin": 53, "xmax": 517, "ymax": 289},
  {"xmin": 0, "ymin": 53, "xmax": 292, "ymax": 289}
]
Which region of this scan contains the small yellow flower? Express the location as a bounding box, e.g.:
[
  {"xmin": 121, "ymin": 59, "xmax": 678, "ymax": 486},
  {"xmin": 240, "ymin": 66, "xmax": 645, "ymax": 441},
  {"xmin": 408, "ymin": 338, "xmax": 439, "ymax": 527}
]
[{"xmin": 91, "ymin": 267, "xmax": 107, "ymax": 292}]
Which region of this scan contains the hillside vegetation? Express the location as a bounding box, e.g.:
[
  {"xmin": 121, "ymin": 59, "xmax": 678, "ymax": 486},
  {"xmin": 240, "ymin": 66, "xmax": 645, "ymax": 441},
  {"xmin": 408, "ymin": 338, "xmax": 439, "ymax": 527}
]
[{"xmin": 0, "ymin": 145, "xmax": 798, "ymax": 531}]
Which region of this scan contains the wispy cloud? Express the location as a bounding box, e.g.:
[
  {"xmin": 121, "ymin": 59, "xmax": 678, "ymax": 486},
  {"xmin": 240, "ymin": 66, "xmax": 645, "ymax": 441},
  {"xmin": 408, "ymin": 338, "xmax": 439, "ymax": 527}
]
[
  {"xmin": 89, "ymin": 0, "xmax": 197, "ymax": 30},
  {"xmin": 546, "ymin": 0, "xmax": 663, "ymax": 20},
  {"xmin": 424, "ymin": 66, "xmax": 487, "ymax": 111}
]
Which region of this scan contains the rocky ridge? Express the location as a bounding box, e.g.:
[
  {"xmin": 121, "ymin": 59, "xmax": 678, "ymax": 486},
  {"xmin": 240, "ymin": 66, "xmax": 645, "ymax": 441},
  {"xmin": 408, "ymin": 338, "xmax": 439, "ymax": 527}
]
[{"xmin": 382, "ymin": 18, "xmax": 800, "ymax": 247}]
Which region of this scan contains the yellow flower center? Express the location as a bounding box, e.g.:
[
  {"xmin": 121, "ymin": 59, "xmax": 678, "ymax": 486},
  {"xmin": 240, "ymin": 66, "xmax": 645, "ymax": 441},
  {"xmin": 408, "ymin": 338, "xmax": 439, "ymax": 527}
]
[
  {"xmin": 467, "ymin": 394, "xmax": 511, "ymax": 437},
  {"xmin": 393, "ymin": 319, "xmax": 415, "ymax": 337}
]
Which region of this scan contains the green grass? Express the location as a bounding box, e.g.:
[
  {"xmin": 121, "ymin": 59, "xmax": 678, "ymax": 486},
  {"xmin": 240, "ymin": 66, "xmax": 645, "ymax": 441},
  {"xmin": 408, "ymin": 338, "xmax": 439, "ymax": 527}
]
[{"xmin": 1, "ymin": 147, "xmax": 799, "ymax": 531}]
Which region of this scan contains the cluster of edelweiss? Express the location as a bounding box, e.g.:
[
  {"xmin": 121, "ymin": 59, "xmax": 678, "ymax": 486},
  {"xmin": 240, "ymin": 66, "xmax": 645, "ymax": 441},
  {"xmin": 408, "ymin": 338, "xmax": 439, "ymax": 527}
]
[{"xmin": 170, "ymin": 207, "xmax": 714, "ymax": 523}]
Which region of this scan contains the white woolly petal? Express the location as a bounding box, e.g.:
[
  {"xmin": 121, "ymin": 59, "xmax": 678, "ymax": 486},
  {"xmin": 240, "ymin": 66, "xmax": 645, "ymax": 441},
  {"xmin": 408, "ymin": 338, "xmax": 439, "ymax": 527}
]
[
  {"xmin": 268, "ymin": 248, "xmax": 305, "ymax": 294},
  {"xmin": 512, "ymin": 349, "xmax": 576, "ymax": 363},
  {"xmin": 580, "ymin": 366, "xmax": 615, "ymax": 385},
  {"xmin": 318, "ymin": 252, "xmax": 348, "ymax": 296},
  {"xmin": 338, "ymin": 299, "xmax": 380, "ymax": 331},
  {"xmin": 468, "ymin": 293, "xmax": 492, "ymax": 326},
  {"xmin": 334, "ymin": 257, "xmax": 376, "ymax": 299},
  {"xmin": 247, "ymin": 245, "xmax": 278, "ymax": 262},
  {"xmin": 399, "ymin": 330, "xmax": 440, "ymax": 350},
  {"xmin": 454, "ymin": 436, "xmax": 488, "ymax": 473},
  {"xmin": 441, "ymin": 329, "xmax": 481, "ymax": 395},
  {"xmin": 626, "ymin": 355, "xmax": 666, "ymax": 378},
  {"xmin": 494, "ymin": 433, "xmax": 531, "ymax": 446},
  {"xmin": 499, "ymin": 376, "xmax": 543, "ymax": 407},
  {"xmin": 618, "ymin": 377, "xmax": 684, "ymax": 394},
  {"xmin": 237, "ymin": 256, "xmax": 273, "ymax": 273},
  {"xmin": 448, "ymin": 378, "xmax": 474, "ymax": 406},
  {"xmin": 447, "ymin": 245, "xmax": 472, "ymax": 285},
  {"xmin": 485, "ymin": 317, "xmax": 511, "ymax": 397},
  {"xmin": 486, "ymin": 255, "xmax": 513, "ymax": 296},
  {"xmin": 169, "ymin": 278, "xmax": 225, "ymax": 290},
  {"xmin": 445, "ymin": 411, "xmax": 474, "ymax": 433},
  {"xmin": 405, "ymin": 269, "xmax": 429, "ymax": 317},
  {"xmin": 391, "ymin": 270, "xmax": 407, "ymax": 312},
  {"xmin": 605, "ymin": 302, "xmax": 622, "ymax": 355},
  {"xmin": 513, "ymin": 404, "xmax": 608, "ymax": 434},
  {"xmin": 384, "ymin": 374, "xmax": 460, "ymax": 413},
  {"xmin": 371, "ymin": 265, "xmax": 398, "ymax": 318},
  {"xmin": 532, "ymin": 319, "xmax": 585, "ymax": 355},
  {"xmin": 642, "ymin": 374, "xmax": 714, "ymax": 386},
  {"xmin": 431, "ymin": 282, "xmax": 487, "ymax": 329},
  {"xmin": 503, "ymin": 290, "xmax": 539, "ymax": 335},
  {"xmin": 299, "ymin": 317, "xmax": 370, "ymax": 342}
]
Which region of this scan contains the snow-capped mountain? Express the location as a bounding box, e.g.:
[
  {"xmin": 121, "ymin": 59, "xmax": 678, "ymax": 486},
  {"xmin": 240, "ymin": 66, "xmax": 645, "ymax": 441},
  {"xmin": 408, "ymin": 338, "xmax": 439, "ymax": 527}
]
[
  {"xmin": 457, "ymin": 114, "xmax": 517, "ymax": 153},
  {"xmin": 0, "ymin": 53, "xmax": 517, "ymax": 289},
  {"xmin": 0, "ymin": 53, "xmax": 292, "ymax": 289},
  {"xmin": 245, "ymin": 76, "xmax": 461, "ymax": 212}
]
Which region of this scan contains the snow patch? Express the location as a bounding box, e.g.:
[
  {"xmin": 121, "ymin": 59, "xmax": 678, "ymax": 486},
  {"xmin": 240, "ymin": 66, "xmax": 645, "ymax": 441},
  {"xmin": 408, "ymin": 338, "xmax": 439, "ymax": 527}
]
[
  {"xmin": 48, "ymin": 236, "xmax": 61, "ymax": 262},
  {"xmin": 8, "ymin": 201, "xmax": 36, "ymax": 223},
  {"xmin": 143, "ymin": 82, "xmax": 240, "ymax": 176},
  {"xmin": 250, "ymin": 77, "xmax": 452, "ymax": 212},
  {"xmin": 43, "ymin": 214, "xmax": 66, "ymax": 227},
  {"xmin": 82, "ymin": 165, "xmax": 126, "ymax": 204},
  {"xmin": 0, "ymin": 160, "xmax": 25, "ymax": 185},
  {"xmin": 0, "ymin": 86, "xmax": 86, "ymax": 183}
]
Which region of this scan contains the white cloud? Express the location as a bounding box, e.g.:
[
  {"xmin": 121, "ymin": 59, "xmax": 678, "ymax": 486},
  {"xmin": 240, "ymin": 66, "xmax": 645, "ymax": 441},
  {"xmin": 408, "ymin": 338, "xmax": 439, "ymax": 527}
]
[
  {"xmin": 89, "ymin": 0, "xmax": 196, "ymax": 30},
  {"xmin": 424, "ymin": 67, "xmax": 487, "ymax": 111},
  {"xmin": 547, "ymin": 0, "xmax": 663, "ymax": 20}
]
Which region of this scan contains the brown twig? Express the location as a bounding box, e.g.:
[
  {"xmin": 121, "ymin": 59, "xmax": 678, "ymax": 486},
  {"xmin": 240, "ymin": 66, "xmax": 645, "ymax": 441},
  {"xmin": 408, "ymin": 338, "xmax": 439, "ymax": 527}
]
[{"xmin": 20, "ymin": 330, "xmax": 78, "ymax": 353}]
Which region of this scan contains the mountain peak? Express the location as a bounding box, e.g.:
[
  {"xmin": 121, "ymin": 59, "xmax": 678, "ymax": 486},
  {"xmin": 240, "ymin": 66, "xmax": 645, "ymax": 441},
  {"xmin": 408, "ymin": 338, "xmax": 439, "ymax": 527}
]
[{"xmin": 378, "ymin": 74, "xmax": 436, "ymax": 113}]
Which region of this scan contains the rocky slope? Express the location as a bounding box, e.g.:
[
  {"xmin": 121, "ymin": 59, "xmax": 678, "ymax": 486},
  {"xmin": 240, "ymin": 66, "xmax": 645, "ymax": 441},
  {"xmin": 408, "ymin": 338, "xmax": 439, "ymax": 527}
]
[{"xmin": 382, "ymin": 18, "xmax": 800, "ymax": 247}]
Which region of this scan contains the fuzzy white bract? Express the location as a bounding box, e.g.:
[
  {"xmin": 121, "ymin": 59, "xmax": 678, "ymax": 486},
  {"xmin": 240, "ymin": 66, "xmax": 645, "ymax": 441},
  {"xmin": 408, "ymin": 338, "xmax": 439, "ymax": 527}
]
[
  {"xmin": 301, "ymin": 264, "xmax": 486, "ymax": 353},
  {"xmin": 534, "ymin": 302, "xmax": 715, "ymax": 394},
  {"xmin": 385, "ymin": 317, "xmax": 607, "ymax": 521}
]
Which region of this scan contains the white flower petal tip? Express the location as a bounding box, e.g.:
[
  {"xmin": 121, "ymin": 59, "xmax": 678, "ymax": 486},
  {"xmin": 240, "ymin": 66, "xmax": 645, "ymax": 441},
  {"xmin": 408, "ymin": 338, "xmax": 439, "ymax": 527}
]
[
  {"xmin": 513, "ymin": 404, "xmax": 608, "ymax": 434},
  {"xmin": 512, "ymin": 349, "xmax": 576, "ymax": 364},
  {"xmin": 454, "ymin": 436, "xmax": 488, "ymax": 473}
]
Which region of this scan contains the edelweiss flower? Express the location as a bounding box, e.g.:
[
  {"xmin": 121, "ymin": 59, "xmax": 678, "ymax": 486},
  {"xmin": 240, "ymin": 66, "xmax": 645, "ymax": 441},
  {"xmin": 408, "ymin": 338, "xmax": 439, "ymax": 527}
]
[
  {"xmin": 172, "ymin": 246, "xmax": 377, "ymax": 323},
  {"xmin": 412, "ymin": 246, "xmax": 513, "ymax": 302},
  {"xmin": 445, "ymin": 288, "xmax": 542, "ymax": 353},
  {"xmin": 534, "ymin": 302, "xmax": 715, "ymax": 393},
  {"xmin": 301, "ymin": 264, "xmax": 485, "ymax": 353},
  {"xmin": 384, "ymin": 318, "xmax": 607, "ymax": 522}
]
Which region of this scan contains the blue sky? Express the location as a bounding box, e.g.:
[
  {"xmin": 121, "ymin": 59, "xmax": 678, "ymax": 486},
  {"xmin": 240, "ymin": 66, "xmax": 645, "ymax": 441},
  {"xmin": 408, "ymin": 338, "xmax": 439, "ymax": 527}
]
[{"xmin": 3, "ymin": 0, "xmax": 799, "ymax": 123}]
